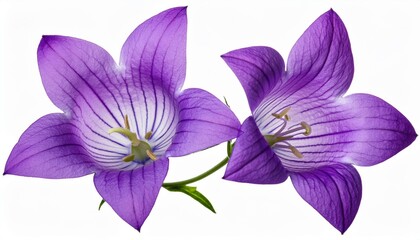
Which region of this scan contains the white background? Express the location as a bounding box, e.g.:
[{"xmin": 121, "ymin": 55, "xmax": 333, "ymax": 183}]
[{"xmin": 1, "ymin": 0, "xmax": 419, "ymax": 239}]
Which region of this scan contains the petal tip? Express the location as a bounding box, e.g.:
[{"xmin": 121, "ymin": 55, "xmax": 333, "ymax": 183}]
[{"xmin": 168, "ymin": 6, "xmax": 187, "ymax": 16}]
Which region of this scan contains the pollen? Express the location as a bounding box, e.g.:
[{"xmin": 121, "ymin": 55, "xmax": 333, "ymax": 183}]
[
  {"xmin": 272, "ymin": 106, "xmax": 291, "ymax": 119},
  {"xmin": 289, "ymin": 146, "xmax": 303, "ymax": 158},
  {"xmin": 145, "ymin": 131, "xmax": 153, "ymax": 140},
  {"xmin": 109, "ymin": 114, "xmax": 156, "ymax": 163},
  {"xmin": 266, "ymin": 107, "xmax": 313, "ymax": 159},
  {"xmin": 124, "ymin": 114, "xmax": 130, "ymax": 130},
  {"xmin": 300, "ymin": 121, "xmax": 311, "ymax": 136},
  {"xmin": 146, "ymin": 150, "xmax": 157, "ymax": 160}
]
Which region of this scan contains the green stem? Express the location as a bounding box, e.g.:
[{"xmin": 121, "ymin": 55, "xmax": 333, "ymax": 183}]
[{"xmin": 162, "ymin": 156, "xmax": 229, "ymax": 187}]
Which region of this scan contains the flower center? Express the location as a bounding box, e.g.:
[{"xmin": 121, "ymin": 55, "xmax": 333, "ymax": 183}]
[
  {"xmin": 264, "ymin": 107, "xmax": 312, "ymax": 158},
  {"xmin": 108, "ymin": 115, "xmax": 157, "ymax": 162}
]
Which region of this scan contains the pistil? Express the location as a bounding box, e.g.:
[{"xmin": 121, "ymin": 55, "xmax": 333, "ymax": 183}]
[
  {"xmin": 265, "ymin": 107, "xmax": 312, "ymax": 158},
  {"xmin": 108, "ymin": 115, "xmax": 157, "ymax": 162}
]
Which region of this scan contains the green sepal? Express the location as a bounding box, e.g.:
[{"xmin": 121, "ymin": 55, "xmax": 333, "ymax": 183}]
[
  {"xmin": 98, "ymin": 199, "xmax": 106, "ymax": 211},
  {"xmin": 223, "ymin": 96, "xmax": 230, "ymax": 108},
  {"xmin": 164, "ymin": 185, "xmax": 216, "ymax": 213}
]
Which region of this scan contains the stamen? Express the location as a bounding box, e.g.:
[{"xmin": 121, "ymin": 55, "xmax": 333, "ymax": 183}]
[
  {"xmin": 146, "ymin": 150, "xmax": 157, "ymax": 160},
  {"xmin": 145, "ymin": 131, "xmax": 153, "ymax": 140},
  {"xmin": 289, "ymin": 146, "xmax": 303, "ymax": 158},
  {"xmin": 300, "ymin": 121, "xmax": 311, "ymax": 136},
  {"xmin": 122, "ymin": 154, "xmax": 135, "ymax": 162},
  {"xmin": 266, "ymin": 108, "xmax": 312, "ymax": 160},
  {"xmin": 124, "ymin": 115, "xmax": 130, "ymax": 130},
  {"xmin": 272, "ymin": 106, "xmax": 291, "ymax": 119}
]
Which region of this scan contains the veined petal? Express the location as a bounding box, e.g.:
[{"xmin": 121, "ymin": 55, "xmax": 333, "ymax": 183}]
[
  {"xmin": 166, "ymin": 88, "xmax": 240, "ymax": 157},
  {"xmin": 223, "ymin": 117, "xmax": 288, "ymax": 184},
  {"xmin": 255, "ymin": 10, "xmax": 353, "ymax": 125},
  {"xmin": 222, "ymin": 46, "xmax": 285, "ymax": 111},
  {"xmin": 94, "ymin": 157, "xmax": 169, "ymax": 231},
  {"xmin": 37, "ymin": 35, "xmax": 142, "ymax": 169},
  {"xmin": 4, "ymin": 114, "xmax": 97, "ymax": 178},
  {"xmin": 38, "ymin": 35, "xmax": 126, "ymax": 128},
  {"xmin": 281, "ymin": 94, "xmax": 416, "ymax": 170},
  {"xmin": 37, "ymin": 35, "xmax": 180, "ymax": 169},
  {"xmin": 120, "ymin": 7, "xmax": 187, "ymax": 95},
  {"xmin": 290, "ymin": 164, "xmax": 362, "ymax": 234}
]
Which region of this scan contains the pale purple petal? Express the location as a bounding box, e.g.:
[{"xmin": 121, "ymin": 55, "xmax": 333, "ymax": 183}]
[
  {"xmin": 120, "ymin": 7, "xmax": 187, "ymax": 95},
  {"xmin": 277, "ymin": 94, "xmax": 416, "ymax": 171},
  {"xmin": 223, "ymin": 117, "xmax": 288, "ymax": 184},
  {"xmin": 37, "ymin": 35, "xmax": 180, "ymax": 170},
  {"xmin": 37, "ymin": 36, "xmax": 133, "ymax": 168},
  {"xmin": 221, "ymin": 46, "xmax": 285, "ymax": 111},
  {"xmin": 254, "ymin": 10, "xmax": 353, "ymax": 130},
  {"xmin": 4, "ymin": 114, "xmax": 97, "ymax": 178},
  {"xmin": 113, "ymin": 84, "xmax": 179, "ymax": 160},
  {"xmin": 290, "ymin": 164, "xmax": 362, "ymax": 234},
  {"xmin": 287, "ymin": 9, "xmax": 353, "ymax": 97},
  {"xmin": 94, "ymin": 157, "xmax": 169, "ymax": 231},
  {"xmin": 38, "ymin": 35, "xmax": 126, "ymax": 127},
  {"xmin": 166, "ymin": 88, "xmax": 240, "ymax": 157}
]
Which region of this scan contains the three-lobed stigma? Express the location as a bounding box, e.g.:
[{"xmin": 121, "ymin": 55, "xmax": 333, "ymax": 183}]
[{"xmin": 108, "ymin": 115, "xmax": 157, "ymax": 163}]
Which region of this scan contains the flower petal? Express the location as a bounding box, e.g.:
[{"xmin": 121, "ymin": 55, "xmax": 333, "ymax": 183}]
[
  {"xmin": 38, "ymin": 35, "xmax": 145, "ymax": 171},
  {"xmin": 120, "ymin": 7, "xmax": 187, "ymax": 95},
  {"xmin": 280, "ymin": 94, "xmax": 416, "ymax": 170},
  {"xmin": 4, "ymin": 114, "xmax": 97, "ymax": 178},
  {"xmin": 38, "ymin": 35, "xmax": 126, "ymax": 128},
  {"xmin": 166, "ymin": 88, "xmax": 240, "ymax": 157},
  {"xmin": 223, "ymin": 117, "xmax": 288, "ymax": 184},
  {"xmin": 37, "ymin": 35, "xmax": 180, "ymax": 169},
  {"xmin": 221, "ymin": 46, "xmax": 285, "ymax": 111},
  {"xmin": 287, "ymin": 9, "xmax": 353, "ymax": 97},
  {"xmin": 93, "ymin": 158, "xmax": 169, "ymax": 231},
  {"xmin": 254, "ymin": 10, "xmax": 353, "ymax": 125},
  {"xmin": 290, "ymin": 164, "xmax": 362, "ymax": 234}
]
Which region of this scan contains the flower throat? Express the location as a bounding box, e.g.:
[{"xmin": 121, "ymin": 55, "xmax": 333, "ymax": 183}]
[
  {"xmin": 264, "ymin": 107, "xmax": 312, "ymax": 158},
  {"xmin": 108, "ymin": 115, "xmax": 157, "ymax": 162}
]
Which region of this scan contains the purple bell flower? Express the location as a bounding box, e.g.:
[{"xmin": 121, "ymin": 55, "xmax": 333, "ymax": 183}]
[
  {"xmin": 222, "ymin": 9, "xmax": 416, "ymax": 233},
  {"xmin": 4, "ymin": 7, "xmax": 240, "ymax": 231}
]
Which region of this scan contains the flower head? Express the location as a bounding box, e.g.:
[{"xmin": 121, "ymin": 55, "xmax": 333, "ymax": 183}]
[
  {"xmin": 4, "ymin": 7, "xmax": 240, "ymax": 231},
  {"xmin": 222, "ymin": 9, "xmax": 416, "ymax": 233}
]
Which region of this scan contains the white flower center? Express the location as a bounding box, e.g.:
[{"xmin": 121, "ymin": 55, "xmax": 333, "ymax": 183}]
[
  {"xmin": 264, "ymin": 107, "xmax": 312, "ymax": 158},
  {"xmin": 108, "ymin": 115, "xmax": 157, "ymax": 162}
]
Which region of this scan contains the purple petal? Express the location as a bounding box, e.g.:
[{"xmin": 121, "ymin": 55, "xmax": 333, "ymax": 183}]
[
  {"xmin": 254, "ymin": 10, "xmax": 353, "ymax": 125},
  {"xmin": 37, "ymin": 35, "xmax": 134, "ymax": 167},
  {"xmin": 278, "ymin": 94, "xmax": 416, "ymax": 170},
  {"xmin": 166, "ymin": 88, "xmax": 240, "ymax": 157},
  {"xmin": 94, "ymin": 158, "xmax": 169, "ymax": 231},
  {"xmin": 221, "ymin": 46, "xmax": 285, "ymax": 111},
  {"xmin": 290, "ymin": 164, "xmax": 362, "ymax": 234},
  {"xmin": 38, "ymin": 35, "xmax": 125, "ymax": 128},
  {"xmin": 223, "ymin": 117, "xmax": 288, "ymax": 184},
  {"xmin": 4, "ymin": 114, "xmax": 97, "ymax": 178},
  {"xmin": 120, "ymin": 7, "xmax": 187, "ymax": 95},
  {"xmin": 37, "ymin": 35, "xmax": 180, "ymax": 169}
]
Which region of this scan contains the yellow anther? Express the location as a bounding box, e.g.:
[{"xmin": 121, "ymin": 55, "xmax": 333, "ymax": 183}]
[
  {"xmin": 272, "ymin": 106, "xmax": 291, "ymax": 119},
  {"xmin": 300, "ymin": 121, "xmax": 312, "ymax": 136},
  {"xmin": 124, "ymin": 114, "xmax": 130, "ymax": 130},
  {"xmin": 289, "ymin": 146, "xmax": 303, "ymax": 159},
  {"xmin": 145, "ymin": 131, "xmax": 153, "ymax": 140},
  {"xmin": 146, "ymin": 150, "xmax": 157, "ymax": 161},
  {"xmin": 284, "ymin": 114, "xmax": 291, "ymax": 121},
  {"xmin": 122, "ymin": 154, "xmax": 135, "ymax": 162}
]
